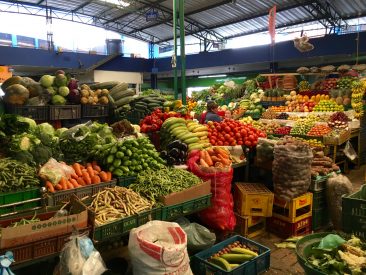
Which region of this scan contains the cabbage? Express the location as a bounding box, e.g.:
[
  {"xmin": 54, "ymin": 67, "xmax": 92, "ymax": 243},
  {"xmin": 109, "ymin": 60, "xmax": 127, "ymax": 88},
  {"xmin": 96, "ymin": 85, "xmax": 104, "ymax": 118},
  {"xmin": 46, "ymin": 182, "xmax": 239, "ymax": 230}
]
[
  {"xmin": 38, "ymin": 122, "xmax": 55, "ymax": 136},
  {"xmin": 51, "ymin": 94, "xmax": 66, "ymax": 105},
  {"xmin": 55, "ymin": 127, "xmax": 68, "ymax": 137},
  {"xmin": 58, "ymin": 86, "xmax": 69, "ymax": 97},
  {"xmin": 40, "ymin": 75, "xmax": 54, "ymax": 88},
  {"xmin": 17, "ymin": 117, "xmax": 36, "ymax": 132}
]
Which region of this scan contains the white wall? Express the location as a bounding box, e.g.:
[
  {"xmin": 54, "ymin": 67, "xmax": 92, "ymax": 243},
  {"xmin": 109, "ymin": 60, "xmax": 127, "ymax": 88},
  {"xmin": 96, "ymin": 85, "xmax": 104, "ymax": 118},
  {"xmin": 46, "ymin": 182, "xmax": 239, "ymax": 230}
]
[{"xmin": 94, "ymin": 70, "xmax": 143, "ymax": 92}]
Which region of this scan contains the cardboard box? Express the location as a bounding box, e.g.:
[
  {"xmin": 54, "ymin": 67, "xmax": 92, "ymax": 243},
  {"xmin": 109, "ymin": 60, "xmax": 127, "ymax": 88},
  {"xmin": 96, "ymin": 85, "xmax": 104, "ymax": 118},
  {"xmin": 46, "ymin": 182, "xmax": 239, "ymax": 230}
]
[
  {"xmin": 0, "ymin": 196, "xmax": 87, "ymax": 249},
  {"xmin": 160, "ymin": 180, "xmax": 211, "ymax": 206}
]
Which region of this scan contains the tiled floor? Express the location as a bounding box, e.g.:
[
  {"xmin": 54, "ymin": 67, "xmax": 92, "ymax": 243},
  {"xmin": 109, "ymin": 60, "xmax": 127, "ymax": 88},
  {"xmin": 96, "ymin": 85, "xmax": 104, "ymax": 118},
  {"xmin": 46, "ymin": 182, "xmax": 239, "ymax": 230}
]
[{"xmin": 256, "ymin": 166, "xmax": 365, "ymax": 275}]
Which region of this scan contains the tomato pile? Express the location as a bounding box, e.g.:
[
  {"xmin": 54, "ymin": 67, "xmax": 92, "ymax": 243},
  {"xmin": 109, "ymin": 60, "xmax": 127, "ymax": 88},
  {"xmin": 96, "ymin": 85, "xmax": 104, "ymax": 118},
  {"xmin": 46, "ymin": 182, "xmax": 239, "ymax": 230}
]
[
  {"xmin": 207, "ymin": 119, "xmax": 266, "ymax": 147},
  {"xmin": 307, "ymin": 125, "xmax": 332, "ymax": 136},
  {"xmin": 140, "ymin": 109, "xmax": 190, "ymax": 133}
]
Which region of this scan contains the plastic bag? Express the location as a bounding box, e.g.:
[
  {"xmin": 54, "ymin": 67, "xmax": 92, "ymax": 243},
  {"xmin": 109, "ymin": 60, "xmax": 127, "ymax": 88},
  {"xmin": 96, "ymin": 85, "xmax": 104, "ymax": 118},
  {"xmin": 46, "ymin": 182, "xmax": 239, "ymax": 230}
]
[
  {"xmin": 344, "ymin": 141, "xmax": 357, "ymax": 162},
  {"xmin": 128, "ymin": 221, "xmax": 192, "ymax": 275},
  {"xmin": 38, "ymin": 158, "xmax": 75, "ymax": 185},
  {"xmin": 326, "ymin": 173, "xmax": 353, "ymax": 230},
  {"xmin": 176, "ymin": 217, "xmax": 216, "ymax": 252},
  {"xmin": 58, "ymin": 231, "xmax": 106, "ymax": 275},
  {"xmin": 187, "ymin": 151, "xmax": 236, "ymax": 231}
]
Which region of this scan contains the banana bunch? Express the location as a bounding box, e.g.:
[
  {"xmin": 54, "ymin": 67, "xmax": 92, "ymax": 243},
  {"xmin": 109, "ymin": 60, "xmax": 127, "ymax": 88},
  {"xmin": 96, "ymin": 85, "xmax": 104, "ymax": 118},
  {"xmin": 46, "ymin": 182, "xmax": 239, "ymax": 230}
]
[
  {"xmin": 351, "ymin": 80, "xmax": 365, "ymax": 118},
  {"xmin": 160, "ymin": 118, "xmax": 211, "ymax": 152},
  {"xmin": 209, "ymin": 247, "xmax": 258, "ymax": 272}
]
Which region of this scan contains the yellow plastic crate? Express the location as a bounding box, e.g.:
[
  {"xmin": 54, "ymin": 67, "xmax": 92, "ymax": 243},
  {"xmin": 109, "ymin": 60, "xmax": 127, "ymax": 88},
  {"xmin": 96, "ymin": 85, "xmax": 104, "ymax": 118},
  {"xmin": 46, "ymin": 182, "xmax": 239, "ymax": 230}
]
[
  {"xmin": 272, "ymin": 192, "xmax": 313, "ymax": 223},
  {"xmin": 233, "ymin": 183, "xmax": 274, "ymax": 217},
  {"xmin": 235, "ymin": 214, "xmax": 266, "ymax": 238}
]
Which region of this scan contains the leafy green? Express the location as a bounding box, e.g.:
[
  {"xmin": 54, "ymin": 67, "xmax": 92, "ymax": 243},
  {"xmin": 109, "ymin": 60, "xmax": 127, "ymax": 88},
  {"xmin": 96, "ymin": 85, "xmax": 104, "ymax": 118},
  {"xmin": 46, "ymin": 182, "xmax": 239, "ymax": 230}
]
[
  {"xmin": 0, "ymin": 114, "xmax": 31, "ymax": 135},
  {"xmin": 37, "ymin": 122, "xmax": 55, "ymax": 136},
  {"xmin": 317, "ymin": 234, "xmax": 346, "ymax": 251}
]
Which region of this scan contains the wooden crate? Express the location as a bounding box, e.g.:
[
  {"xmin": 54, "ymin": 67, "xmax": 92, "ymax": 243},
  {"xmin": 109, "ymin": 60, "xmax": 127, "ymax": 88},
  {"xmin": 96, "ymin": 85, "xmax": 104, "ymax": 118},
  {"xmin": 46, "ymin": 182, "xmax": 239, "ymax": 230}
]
[
  {"xmin": 235, "ymin": 214, "xmax": 266, "ymax": 238},
  {"xmin": 267, "ymin": 216, "xmax": 312, "ymax": 239},
  {"xmin": 233, "ymin": 183, "xmax": 274, "ymax": 217},
  {"xmin": 272, "ymin": 192, "xmax": 313, "ymax": 223}
]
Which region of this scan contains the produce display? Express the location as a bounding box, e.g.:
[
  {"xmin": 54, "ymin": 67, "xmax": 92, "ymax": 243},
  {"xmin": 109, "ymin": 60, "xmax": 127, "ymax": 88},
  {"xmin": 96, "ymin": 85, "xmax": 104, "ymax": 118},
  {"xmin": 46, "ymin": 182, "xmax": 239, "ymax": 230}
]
[
  {"xmin": 311, "ymin": 149, "xmax": 340, "ymax": 177},
  {"xmin": 351, "ymin": 80, "xmax": 365, "ymax": 118},
  {"xmin": 261, "ymin": 109, "xmax": 278, "ymax": 119},
  {"xmin": 307, "ymin": 125, "xmax": 332, "ymax": 136},
  {"xmin": 262, "ymin": 89, "xmax": 285, "ymax": 101},
  {"xmin": 337, "ymin": 77, "xmax": 354, "ymax": 89},
  {"xmin": 94, "ymin": 137, "xmax": 165, "ymax": 177},
  {"xmin": 306, "ymin": 234, "xmax": 366, "ymax": 274},
  {"xmin": 79, "ymin": 84, "xmax": 109, "ymax": 105},
  {"xmin": 196, "ymin": 147, "xmax": 232, "ymax": 168},
  {"xmin": 239, "ymin": 116, "xmax": 254, "ymax": 124},
  {"xmin": 110, "ymin": 119, "xmax": 136, "ymax": 138},
  {"xmin": 269, "ymin": 106, "xmax": 287, "ymax": 113},
  {"xmin": 160, "ymin": 118, "xmax": 210, "ymax": 152},
  {"xmin": 261, "ymin": 121, "xmax": 281, "ymax": 134},
  {"xmin": 91, "ymin": 186, "xmax": 153, "ymax": 226},
  {"xmin": 207, "ymin": 119, "xmax": 266, "ymax": 147},
  {"xmin": 139, "ymin": 109, "xmax": 186, "ymax": 133},
  {"xmin": 313, "ymin": 100, "xmax": 344, "ymax": 112},
  {"xmin": 273, "ymin": 137, "xmax": 313, "ymax": 201},
  {"xmin": 208, "ymin": 241, "xmax": 259, "ymax": 272},
  {"xmin": 130, "ymin": 167, "xmax": 201, "ymax": 203},
  {"xmin": 290, "ymin": 118, "xmax": 315, "ymax": 135},
  {"xmin": 274, "ymin": 126, "xmax": 292, "ymax": 135},
  {"xmin": 0, "ymin": 158, "xmax": 39, "ymax": 192},
  {"xmin": 296, "ymin": 138, "xmax": 324, "ymax": 148},
  {"xmin": 128, "ymin": 94, "xmax": 166, "ymax": 117},
  {"xmin": 322, "ymin": 78, "xmax": 338, "ymax": 90},
  {"xmin": 256, "ymin": 138, "xmax": 277, "ymax": 164},
  {"xmin": 276, "ymin": 112, "xmax": 289, "ymax": 119},
  {"xmin": 298, "ymin": 80, "xmax": 311, "ymax": 92},
  {"xmin": 328, "ymin": 112, "xmax": 349, "ymax": 129}
]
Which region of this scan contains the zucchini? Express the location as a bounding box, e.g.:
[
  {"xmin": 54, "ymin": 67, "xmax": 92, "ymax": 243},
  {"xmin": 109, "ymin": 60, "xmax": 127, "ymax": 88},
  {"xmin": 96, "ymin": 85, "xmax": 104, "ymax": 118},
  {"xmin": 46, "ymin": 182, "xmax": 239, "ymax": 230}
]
[
  {"xmin": 112, "ymin": 89, "xmax": 136, "ymax": 101},
  {"xmin": 109, "ymin": 82, "xmax": 128, "ymax": 96},
  {"xmin": 90, "ymin": 81, "xmax": 120, "ymax": 90},
  {"xmin": 148, "ymin": 103, "xmax": 161, "ymax": 108},
  {"xmin": 115, "ymin": 96, "xmax": 134, "ymax": 107}
]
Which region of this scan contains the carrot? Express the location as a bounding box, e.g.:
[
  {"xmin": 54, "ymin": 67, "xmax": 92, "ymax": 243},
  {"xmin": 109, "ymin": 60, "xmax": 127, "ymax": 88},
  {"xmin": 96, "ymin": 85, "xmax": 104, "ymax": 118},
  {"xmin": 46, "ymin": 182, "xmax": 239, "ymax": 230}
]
[
  {"xmin": 87, "ymin": 166, "xmax": 95, "ymax": 178},
  {"xmin": 218, "ymin": 155, "xmax": 231, "ymax": 166},
  {"xmin": 99, "ymin": 171, "xmax": 108, "ymax": 182},
  {"xmin": 82, "ymin": 171, "xmax": 92, "ymax": 185},
  {"xmin": 206, "ymin": 148, "xmax": 215, "ymax": 155},
  {"xmin": 67, "ymin": 181, "xmax": 74, "ymax": 189},
  {"xmin": 77, "ymin": 178, "xmax": 86, "ymax": 186},
  {"xmin": 93, "ymin": 170, "xmax": 99, "ymax": 175},
  {"xmin": 86, "ymin": 162, "xmax": 92, "ymax": 167},
  {"xmin": 92, "ymin": 162, "xmax": 101, "ymax": 172},
  {"xmin": 211, "ymin": 156, "xmax": 221, "ymax": 162},
  {"xmin": 73, "ymin": 163, "xmax": 83, "ymax": 177},
  {"xmin": 55, "ymin": 184, "xmax": 63, "ymax": 190},
  {"xmin": 215, "ymin": 162, "xmax": 224, "ymax": 168},
  {"xmin": 91, "ymin": 175, "xmax": 101, "ymax": 184},
  {"xmin": 70, "ymin": 179, "xmax": 80, "ymax": 188},
  {"xmin": 214, "ymin": 147, "xmax": 229, "ymax": 157},
  {"xmin": 71, "ymin": 173, "xmax": 79, "ymax": 180},
  {"xmin": 200, "ymin": 150, "xmax": 205, "ymax": 159},
  {"xmin": 200, "ymin": 158, "xmax": 209, "ymax": 167},
  {"xmin": 203, "ymin": 150, "xmax": 213, "ymax": 166},
  {"xmin": 59, "ymin": 177, "xmax": 68, "ymax": 190},
  {"xmin": 45, "ymin": 181, "xmax": 55, "ymax": 193},
  {"xmin": 106, "ymin": 171, "xmax": 112, "ymax": 181}
]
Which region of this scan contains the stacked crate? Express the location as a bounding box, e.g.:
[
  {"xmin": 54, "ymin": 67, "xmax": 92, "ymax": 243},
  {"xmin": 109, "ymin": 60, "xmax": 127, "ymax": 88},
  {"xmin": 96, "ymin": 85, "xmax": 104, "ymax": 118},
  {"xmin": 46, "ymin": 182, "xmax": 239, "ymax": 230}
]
[
  {"xmin": 309, "ymin": 177, "xmax": 330, "ymax": 230},
  {"xmin": 267, "ymin": 193, "xmax": 313, "ymax": 238},
  {"xmin": 233, "ymin": 183, "xmax": 274, "ymax": 238}
]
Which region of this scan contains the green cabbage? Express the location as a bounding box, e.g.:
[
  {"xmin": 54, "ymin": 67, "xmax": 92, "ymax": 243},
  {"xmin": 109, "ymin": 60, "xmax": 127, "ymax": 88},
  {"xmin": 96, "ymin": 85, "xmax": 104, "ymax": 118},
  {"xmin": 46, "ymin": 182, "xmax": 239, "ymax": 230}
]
[
  {"xmin": 37, "ymin": 123, "xmax": 55, "ymax": 136},
  {"xmin": 51, "ymin": 94, "xmax": 66, "ymax": 105}
]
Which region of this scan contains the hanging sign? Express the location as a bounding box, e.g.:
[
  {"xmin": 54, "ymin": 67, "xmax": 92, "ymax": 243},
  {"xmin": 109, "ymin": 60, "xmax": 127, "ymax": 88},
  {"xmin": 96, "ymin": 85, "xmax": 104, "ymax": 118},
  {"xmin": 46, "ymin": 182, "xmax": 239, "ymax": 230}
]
[
  {"xmin": 146, "ymin": 10, "xmax": 159, "ymax": 22},
  {"xmin": 0, "ymin": 66, "xmax": 12, "ymax": 83},
  {"xmin": 268, "ymin": 5, "xmax": 277, "ymax": 45}
]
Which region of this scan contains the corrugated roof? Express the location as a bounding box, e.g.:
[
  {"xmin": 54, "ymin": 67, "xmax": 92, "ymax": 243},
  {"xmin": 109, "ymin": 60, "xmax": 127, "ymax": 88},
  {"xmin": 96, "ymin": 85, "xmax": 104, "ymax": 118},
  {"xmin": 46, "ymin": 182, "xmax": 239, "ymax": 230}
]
[{"xmin": 2, "ymin": 0, "xmax": 366, "ymax": 43}]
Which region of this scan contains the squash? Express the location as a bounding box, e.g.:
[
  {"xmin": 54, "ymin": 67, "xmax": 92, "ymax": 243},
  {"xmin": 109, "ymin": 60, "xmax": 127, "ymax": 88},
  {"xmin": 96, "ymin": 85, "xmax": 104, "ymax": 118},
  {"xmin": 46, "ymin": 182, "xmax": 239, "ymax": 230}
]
[
  {"xmin": 1, "ymin": 76, "xmax": 24, "ymax": 91},
  {"xmin": 4, "ymin": 84, "xmax": 29, "ymax": 105}
]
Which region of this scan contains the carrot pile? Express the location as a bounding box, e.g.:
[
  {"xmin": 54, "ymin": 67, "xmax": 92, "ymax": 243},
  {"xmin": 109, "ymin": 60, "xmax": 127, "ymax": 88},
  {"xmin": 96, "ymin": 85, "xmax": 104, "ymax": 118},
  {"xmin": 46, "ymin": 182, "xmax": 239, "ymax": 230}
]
[
  {"xmin": 199, "ymin": 147, "xmax": 232, "ymax": 168},
  {"xmin": 45, "ymin": 161, "xmax": 112, "ymax": 193}
]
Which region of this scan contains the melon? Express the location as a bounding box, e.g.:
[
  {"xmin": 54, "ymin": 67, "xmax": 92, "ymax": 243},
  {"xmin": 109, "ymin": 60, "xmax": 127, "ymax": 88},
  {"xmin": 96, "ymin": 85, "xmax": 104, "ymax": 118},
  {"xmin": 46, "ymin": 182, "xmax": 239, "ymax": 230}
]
[
  {"xmin": 335, "ymin": 96, "xmax": 343, "ymax": 105},
  {"xmin": 343, "ymin": 97, "xmax": 351, "ymax": 105}
]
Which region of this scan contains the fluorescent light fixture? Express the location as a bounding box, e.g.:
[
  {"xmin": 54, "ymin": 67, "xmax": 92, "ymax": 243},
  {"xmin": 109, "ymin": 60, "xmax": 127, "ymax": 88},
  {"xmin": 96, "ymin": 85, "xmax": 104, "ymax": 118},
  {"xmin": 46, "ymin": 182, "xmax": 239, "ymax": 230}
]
[
  {"xmin": 198, "ymin": 74, "xmax": 227, "ymax": 78},
  {"xmin": 102, "ymin": 0, "xmax": 130, "ymax": 7}
]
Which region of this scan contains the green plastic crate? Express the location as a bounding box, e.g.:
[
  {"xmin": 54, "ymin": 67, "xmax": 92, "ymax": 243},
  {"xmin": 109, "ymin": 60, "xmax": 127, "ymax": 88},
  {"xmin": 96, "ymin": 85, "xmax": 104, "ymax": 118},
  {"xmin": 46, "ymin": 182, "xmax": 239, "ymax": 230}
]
[
  {"xmin": 311, "ymin": 190, "xmax": 327, "ymax": 210},
  {"xmin": 0, "ymin": 188, "xmax": 41, "ymax": 215},
  {"xmin": 342, "ymin": 190, "xmax": 366, "ymax": 239},
  {"xmin": 117, "ymin": 176, "xmax": 136, "ymax": 187},
  {"xmin": 312, "ymin": 208, "xmax": 329, "ymax": 231},
  {"xmin": 93, "ymin": 207, "xmax": 162, "ymax": 242},
  {"xmin": 162, "ymin": 194, "xmax": 212, "ymax": 221}
]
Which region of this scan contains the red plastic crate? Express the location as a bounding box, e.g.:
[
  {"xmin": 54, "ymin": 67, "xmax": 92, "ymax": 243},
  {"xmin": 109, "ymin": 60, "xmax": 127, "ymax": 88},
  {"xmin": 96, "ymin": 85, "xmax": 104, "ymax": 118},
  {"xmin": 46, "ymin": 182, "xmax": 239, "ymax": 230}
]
[{"xmin": 267, "ymin": 216, "xmax": 312, "ymax": 239}]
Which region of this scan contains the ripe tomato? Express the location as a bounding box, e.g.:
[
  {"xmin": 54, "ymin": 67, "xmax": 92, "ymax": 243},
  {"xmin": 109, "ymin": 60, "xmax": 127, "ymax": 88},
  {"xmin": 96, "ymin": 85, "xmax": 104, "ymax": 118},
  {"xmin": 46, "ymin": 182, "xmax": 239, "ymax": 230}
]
[
  {"xmin": 224, "ymin": 134, "xmax": 231, "ymax": 140},
  {"xmin": 240, "ymin": 129, "xmax": 248, "ymax": 136},
  {"xmin": 237, "ymin": 140, "xmax": 243, "ymax": 145},
  {"xmin": 216, "ymin": 125, "xmax": 222, "ymax": 131},
  {"xmin": 245, "ymin": 140, "xmax": 252, "ymax": 147},
  {"xmin": 217, "ymin": 141, "xmax": 223, "ymax": 146},
  {"xmin": 230, "ymin": 141, "xmax": 236, "ymax": 146},
  {"xmin": 210, "ymin": 139, "xmax": 216, "ymax": 145},
  {"xmin": 224, "ymin": 126, "xmax": 231, "ymax": 132},
  {"xmin": 248, "ymin": 135, "xmax": 255, "ymax": 141},
  {"xmin": 224, "ymin": 141, "xmax": 230, "ymax": 146},
  {"xmin": 235, "ymin": 133, "xmax": 241, "ymax": 139}
]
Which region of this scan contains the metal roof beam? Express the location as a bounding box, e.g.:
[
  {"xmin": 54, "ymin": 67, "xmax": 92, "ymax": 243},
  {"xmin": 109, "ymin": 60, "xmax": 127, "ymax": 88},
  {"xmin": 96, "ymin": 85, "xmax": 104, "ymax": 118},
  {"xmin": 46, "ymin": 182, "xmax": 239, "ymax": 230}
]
[
  {"xmin": 72, "ymin": 1, "xmax": 92, "ymax": 12},
  {"xmin": 128, "ymin": 0, "xmax": 233, "ymax": 35},
  {"xmin": 157, "ymin": 0, "xmax": 315, "ymax": 43}
]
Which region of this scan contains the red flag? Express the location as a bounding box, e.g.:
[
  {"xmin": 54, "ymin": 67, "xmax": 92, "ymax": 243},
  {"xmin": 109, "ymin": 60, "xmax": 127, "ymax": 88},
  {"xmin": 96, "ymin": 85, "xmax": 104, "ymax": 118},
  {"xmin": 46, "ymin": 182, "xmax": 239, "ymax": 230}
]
[{"xmin": 269, "ymin": 5, "xmax": 276, "ymax": 45}]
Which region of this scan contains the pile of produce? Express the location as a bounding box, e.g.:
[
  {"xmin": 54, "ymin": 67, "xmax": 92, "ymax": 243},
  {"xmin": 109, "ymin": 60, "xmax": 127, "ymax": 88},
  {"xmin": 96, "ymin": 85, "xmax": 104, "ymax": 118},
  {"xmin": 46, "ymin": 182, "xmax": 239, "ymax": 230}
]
[
  {"xmin": 0, "ymin": 158, "xmax": 39, "ymax": 192},
  {"xmin": 311, "ymin": 149, "xmax": 339, "ymax": 177},
  {"xmin": 328, "ymin": 112, "xmax": 349, "ymax": 129},
  {"xmin": 314, "ymin": 100, "xmax": 344, "ymax": 112},
  {"xmin": 273, "ymin": 136, "xmax": 313, "ymax": 201},
  {"xmin": 306, "ymin": 234, "xmax": 366, "ymax": 274},
  {"xmin": 208, "ymin": 241, "xmax": 259, "ymax": 272},
  {"xmin": 261, "ymin": 109, "xmax": 278, "ymax": 119},
  {"xmin": 110, "ymin": 119, "xmax": 136, "ymax": 138},
  {"xmin": 337, "ymin": 77, "xmax": 354, "ymax": 89},
  {"xmin": 290, "ymin": 118, "xmax": 315, "ymax": 135},
  {"xmin": 276, "ymin": 112, "xmax": 289, "ymax": 119},
  {"xmin": 79, "ymin": 83, "xmax": 109, "ymax": 105},
  {"xmin": 261, "ymin": 121, "xmax": 281, "ymax": 134},
  {"xmin": 139, "ymin": 109, "xmax": 186, "ymax": 133},
  {"xmin": 239, "ymin": 116, "xmax": 254, "ymax": 124},
  {"xmin": 307, "ymin": 125, "xmax": 332, "ymax": 136},
  {"xmin": 40, "ymin": 71, "xmax": 73, "ymax": 105},
  {"xmin": 100, "ymin": 82, "xmax": 135, "ymax": 112},
  {"xmin": 256, "ymin": 138, "xmax": 277, "ymax": 164},
  {"xmin": 91, "ymin": 186, "xmax": 153, "ymax": 226},
  {"xmin": 160, "ymin": 140, "xmax": 188, "ymax": 166},
  {"xmin": 269, "ymin": 106, "xmax": 287, "ymax": 113},
  {"xmin": 128, "ymin": 94, "xmax": 166, "ymax": 117},
  {"xmin": 296, "ymin": 138, "xmax": 324, "ymax": 148},
  {"xmin": 274, "ymin": 126, "xmax": 292, "ymax": 135},
  {"xmin": 94, "ymin": 137, "xmax": 165, "ymax": 177},
  {"xmin": 130, "ymin": 167, "xmax": 201, "ymax": 203},
  {"xmin": 207, "ymin": 119, "xmax": 266, "ymax": 147},
  {"xmin": 322, "ymin": 78, "xmax": 338, "ymax": 90},
  {"xmin": 351, "ymin": 80, "xmax": 365, "ymax": 118},
  {"xmin": 262, "ymin": 89, "xmax": 285, "ymax": 101},
  {"xmin": 282, "ymin": 75, "xmax": 298, "ymax": 91},
  {"xmin": 40, "ymin": 160, "xmax": 112, "ymax": 193},
  {"xmin": 196, "ymin": 147, "xmax": 232, "ymax": 169},
  {"xmin": 160, "ymin": 118, "xmax": 210, "ymax": 152},
  {"xmin": 298, "ymin": 80, "xmax": 311, "ymax": 92}
]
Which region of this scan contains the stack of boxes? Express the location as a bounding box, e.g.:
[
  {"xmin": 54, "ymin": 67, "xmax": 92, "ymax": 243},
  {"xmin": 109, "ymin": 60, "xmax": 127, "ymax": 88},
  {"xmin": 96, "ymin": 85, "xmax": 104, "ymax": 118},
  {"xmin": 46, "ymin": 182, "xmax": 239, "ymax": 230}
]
[
  {"xmin": 233, "ymin": 183, "xmax": 274, "ymax": 238},
  {"xmin": 267, "ymin": 192, "xmax": 313, "ymax": 238}
]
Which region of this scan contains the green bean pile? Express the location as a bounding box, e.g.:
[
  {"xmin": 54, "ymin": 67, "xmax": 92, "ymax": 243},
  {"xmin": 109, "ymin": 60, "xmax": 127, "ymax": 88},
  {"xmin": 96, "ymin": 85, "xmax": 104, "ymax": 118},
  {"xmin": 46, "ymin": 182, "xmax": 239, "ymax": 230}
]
[
  {"xmin": 0, "ymin": 158, "xmax": 40, "ymax": 192},
  {"xmin": 130, "ymin": 167, "xmax": 201, "ymax": 202}
]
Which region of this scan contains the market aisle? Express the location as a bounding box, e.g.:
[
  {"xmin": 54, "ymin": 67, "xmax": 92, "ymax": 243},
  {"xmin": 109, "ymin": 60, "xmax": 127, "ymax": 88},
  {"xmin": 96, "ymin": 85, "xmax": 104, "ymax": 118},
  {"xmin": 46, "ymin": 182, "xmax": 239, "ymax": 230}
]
[{"xmin": 255, "ymin": 165, "xmax": 364, "ymax": 275}]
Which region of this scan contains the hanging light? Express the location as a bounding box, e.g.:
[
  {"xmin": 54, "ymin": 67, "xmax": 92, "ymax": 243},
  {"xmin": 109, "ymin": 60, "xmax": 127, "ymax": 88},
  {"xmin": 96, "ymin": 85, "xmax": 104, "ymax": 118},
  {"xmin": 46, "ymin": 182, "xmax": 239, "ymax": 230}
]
[{"xmin": 102, "ymin": 0, "xmax": 130, "ymax": 7}]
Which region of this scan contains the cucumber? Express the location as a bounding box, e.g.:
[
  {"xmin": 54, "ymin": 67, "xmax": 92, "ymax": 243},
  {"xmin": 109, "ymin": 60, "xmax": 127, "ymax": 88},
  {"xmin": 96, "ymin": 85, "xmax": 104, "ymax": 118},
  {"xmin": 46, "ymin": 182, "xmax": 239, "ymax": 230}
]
[
  {"xmin": 115, "ymin": 96, "xmax": 134, "ymax": 107},
  {"xmin": 109, "ymin": 82, "xmax": 129, "ymax": 96},
  {"xmin": 90, "ymin": 81, "xmax": 120, "ymax": 90},
  {"xmin": 112, "ymin": 89, "xmax": 136, "ymax": 101}
]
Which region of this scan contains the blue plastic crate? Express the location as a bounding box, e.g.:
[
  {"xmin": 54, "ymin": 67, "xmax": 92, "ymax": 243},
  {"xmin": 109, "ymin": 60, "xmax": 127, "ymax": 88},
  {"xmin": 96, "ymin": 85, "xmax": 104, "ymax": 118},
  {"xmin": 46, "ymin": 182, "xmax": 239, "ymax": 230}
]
[{"xmin": 191, "ymin": 235, "xmax": 270, "ymax": 275}]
